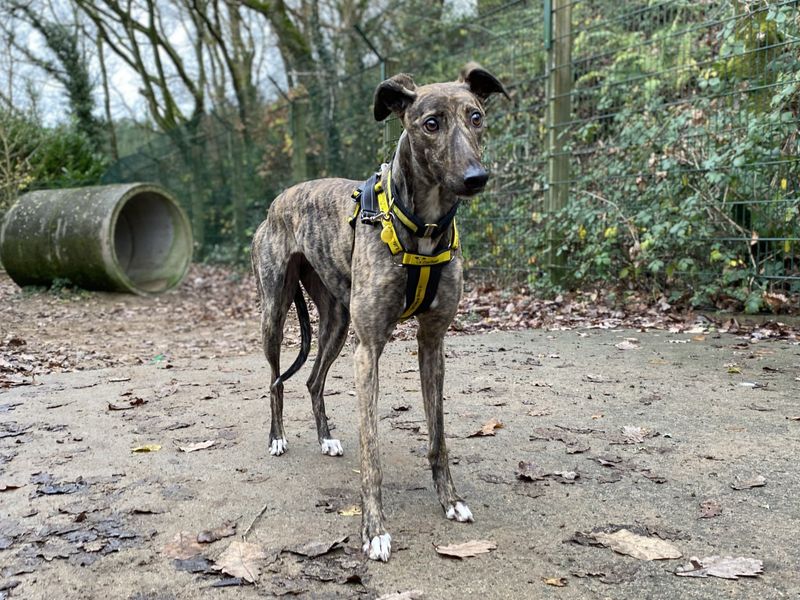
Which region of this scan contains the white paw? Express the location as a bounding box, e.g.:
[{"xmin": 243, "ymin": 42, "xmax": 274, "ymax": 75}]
[
  {"xmin": 446, "ymin": 501, "xmax": 474, "ymax": 523},
  {"xmin": 363, "ymin": 533, "xmax": 392, "ymax": 562},
  {"xmin": 320, "ymin": 438, "xmax": 343, "ymax": 456},
  {"xmin": 269, "ymin": 438, "xmax": 287, "ymax": 456}
]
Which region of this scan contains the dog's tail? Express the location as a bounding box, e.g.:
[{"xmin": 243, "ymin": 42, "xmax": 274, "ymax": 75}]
[{"xmin": 271, "ymin": 286, "xmax": 311, "ymax": 389}]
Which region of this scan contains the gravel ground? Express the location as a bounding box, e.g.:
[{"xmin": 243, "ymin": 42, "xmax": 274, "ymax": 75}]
[{"xmin": 2, "ymin": 322, "xmax": 799, "ymax": 599}]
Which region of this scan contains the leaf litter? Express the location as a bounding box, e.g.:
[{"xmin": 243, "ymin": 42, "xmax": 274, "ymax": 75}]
[
  {"xmin": 161, "ymin": 532, "xmax": 203, "ymax": 560},
  {"xmin": 675, "ymin": 556, "xmax": 763, "ymax": 579},
  {"xmin": 570, "ymin": 525, "xmax": 683, "ymax": 561},
  {"xmin": 197, "ymin": 521, "xmax": 236, "ymax": 544},
  {"xmin": 530, "ymin": 427, "xmax": 590, "ymax": 454},
  {"xmin": 516, "ymin": 461, "xmax": 579, "ymax": 484},
  {"xmin": 284, "ymin": 535, "xmax": 349, "ymax": 558},
  {"xmin": 177, "ymin": 440, "xmax": 216, "ymax": 453},
  {"xmin": 467, "ymin": 417, "xmax": 503, "ymax": 437},
  {"xmin": 699, "ymin": 500, "xmax": 722, "ymax": 519},
  {"xmin": 730, "ymin": 475, "xmax": 766, "ymax": 490},
  {"xmin": 212, "ymin": 540, "xmax": 270, "ymax": 583},
  {"xmin": 434, "ymin": 540, "xmax": 496, "ymax": 559}
]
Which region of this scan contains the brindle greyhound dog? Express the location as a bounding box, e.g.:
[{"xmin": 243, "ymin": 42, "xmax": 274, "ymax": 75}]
[{"xmin": 251, "ymin": 63, "xmax": 508, "ymax": 562}]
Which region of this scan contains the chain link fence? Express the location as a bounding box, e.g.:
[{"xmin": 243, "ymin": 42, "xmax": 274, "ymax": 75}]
[{"xmin": 102, "ymin": 0, "xmax": 799, "ymax": 303}]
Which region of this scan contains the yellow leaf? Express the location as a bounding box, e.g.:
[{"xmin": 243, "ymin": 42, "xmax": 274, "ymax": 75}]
[
  {"xmin": 338, "ymin": 505, "xmax": 362, "ymax": 517},
  {"xmin": 578, "ymin": 224, "xmax": 587, "ymax": 240},
  {"xmin": 132, "ymin": 444, "xmax": 162, "ymax": 453},
  {"xmin": 780, "ymin": 178, "xmax": 787, "ymax": 191},
  {"xmin": 727, "ymin": 366, "xmax": 742, "ymax": 374},
  {"xmin": 543, "ymin": 577, "xmax": 567, "ymax": 587}
]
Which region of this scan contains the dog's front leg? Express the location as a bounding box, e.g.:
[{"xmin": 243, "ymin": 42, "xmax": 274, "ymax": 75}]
[
  {"xmin": 417, "ymin": 316, "xmax": 473, "ymax": 523},
  {"xmin": 353, "ymin": 337, "xmax": 392, "ymax": 561}
]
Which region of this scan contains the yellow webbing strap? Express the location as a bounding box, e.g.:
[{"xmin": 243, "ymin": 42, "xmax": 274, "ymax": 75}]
[
  {"xmin": 375, "ymin": 174, "xmax": 457, "ymax": 266},
  {"xmin": 351, "ymin": 171, "xmax": 459, "ymax": 320},
  {"xmin": 399, "ymin": 266, "xmax": 431, "ymax": 320}
]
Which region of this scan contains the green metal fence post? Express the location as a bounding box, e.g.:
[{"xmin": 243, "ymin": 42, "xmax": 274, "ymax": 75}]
[
  {"xmin": 545, "ymin": 0, "xmax": 572, "ymax": 282},
  {"xmin": 290, "ymin": 97, "xmax": 309, "ymax": 184}
]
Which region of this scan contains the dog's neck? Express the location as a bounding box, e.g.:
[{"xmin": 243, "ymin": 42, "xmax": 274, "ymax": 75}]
[{"xmin": 389, "ymin": 132, "xmax": 459, "ymax": 227}]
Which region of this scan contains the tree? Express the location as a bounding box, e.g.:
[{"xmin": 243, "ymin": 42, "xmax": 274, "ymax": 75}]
[{"xmin": 2, "ymin": 1, "xmax": 101, "ymax": 147}]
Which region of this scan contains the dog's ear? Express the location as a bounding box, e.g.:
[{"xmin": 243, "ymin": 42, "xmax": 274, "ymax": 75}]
[
  {"xmin": 373, "ymin": 73, "xmax": 417, "ymax": 121},
  {"xmin": 459, "ymin": 62, "xmax": 509, "ymax": 102}
]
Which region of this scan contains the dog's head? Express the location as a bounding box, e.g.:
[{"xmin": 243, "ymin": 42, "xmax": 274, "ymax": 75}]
[{"xmin": 373, "ymin": 63, "xmax": 509, "ymax": 197}]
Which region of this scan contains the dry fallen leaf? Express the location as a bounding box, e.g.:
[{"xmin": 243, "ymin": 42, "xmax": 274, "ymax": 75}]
[
  {"xmin": 132, "ymin": 444, "xmax": 162, "ymax": 453},
  {"xmin": 542, "ymin": 577, "xmax": 567, "ymax": 587},
  {"xmin": 730, "ymin": 475, "xmax": 766, "ymax": 490},
  {"xmin": 592, "ymin": 529, "xmax": 682, "ymax": 561},
  {"xmin": 585, "ymin": 374, "xmax": 610, "ymax": 383},
  {"xmin": 675, "ymin": 556, "xmax": 763, "ymax": 579},
  {"xmin": 285, "ymin": 535, "xmax": 348, "ymax": 558},
  {"xmin": 615, "ymin": 338, "xmax": 640, "ymax": 350},
  {"xmin": 527, "ymin": 409, "xmax": 551, "ymax": 417},
  {"xmin": 179, "ymin": 440, "xmax": 217, "ymax": 453},
  {"xmin": 516, "ymin": 461, "xmax": 547, "ymax": 481},
  {"xmin": 212, "ymin": 540, "xmax": 268, "ymax": 583},
  {"xmin": 338, "ymin": 505, "xmax": 361, "ymax": 517},
  {"xmin": 197, "ymin": 521, "xmax": 237, "ymax": 544},
  {"xmin": 376, "ymin": 591, "xmax": 424, "ymax": 600},
  {"xmin": 699, "ymin": 500, "xmax": 722, "ymax": 519},
  {"xmin": 621, "ymin": 425, "xmax": 650, "ymax": 444},
  {"xmin": 530, "ymin": 427, "xmax": 589, "ymax": 453},
  {"xmin": 468, "ymin": 418, "xmax": 503, "ymax": 437},
  {"xmin": 0, "ymin": 481, "xmax": 24, "ymax": 491},
  {"xmin": 162, "ymin": 532, "xmax": 204, "ymax": 560},
  {"xmin": 434, "ymin": 540, "xmax": 496, "ymax": 559},
  {"xmin": 108, "ymin": 402, "xmax": 135, "ymax": 411}
]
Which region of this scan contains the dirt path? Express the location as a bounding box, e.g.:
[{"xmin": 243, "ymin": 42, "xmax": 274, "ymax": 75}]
[{"xmin": 2, "ymin": 317, "xmax": 799, "ymax": 598}]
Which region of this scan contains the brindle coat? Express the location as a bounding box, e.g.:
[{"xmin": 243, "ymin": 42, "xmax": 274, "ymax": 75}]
[{"xmin": 251, "ymin": 63, "xmax": 508, "ymax": 561}]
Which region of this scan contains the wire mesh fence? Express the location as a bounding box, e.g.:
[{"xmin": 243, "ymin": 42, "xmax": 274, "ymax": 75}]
[
  {"xmin": 557, "ymin": 0, "xmax": 800, "ymax": 305},
  {"xmin": 101, "ymin": 0, "xmax": 799, "ymax": 304}
]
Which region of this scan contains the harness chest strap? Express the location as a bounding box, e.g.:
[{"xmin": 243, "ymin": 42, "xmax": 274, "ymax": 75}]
[{"xmin": 350, "ymin": 171, "xmax": 460, "ymax": 320}]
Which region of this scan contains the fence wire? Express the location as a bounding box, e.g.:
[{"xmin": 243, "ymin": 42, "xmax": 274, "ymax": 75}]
[{"xmin": 102, "ymin": 0, "xmax": 799, "ymax": 301}]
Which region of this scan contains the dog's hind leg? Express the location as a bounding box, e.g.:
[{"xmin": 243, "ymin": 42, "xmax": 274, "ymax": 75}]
[
  {"xmin": 417, "ymin": 314, "xmax": 473, "ymax": 523},
  {"xmin": 302, "ymin": 270, "xmax": 349, "ymax": 456},
  {"xmin": 257, "ymin": 254, "xmax": 300, "ymax": 457}
]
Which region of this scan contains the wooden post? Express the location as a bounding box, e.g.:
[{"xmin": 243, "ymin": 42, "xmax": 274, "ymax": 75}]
[
  {"xmin": 545, "ymin": 0, "xmax": 572, "ymax": 281},
  {"xmin": 290, "ymin": 97, "xmax": 309, "ymax": 183}
]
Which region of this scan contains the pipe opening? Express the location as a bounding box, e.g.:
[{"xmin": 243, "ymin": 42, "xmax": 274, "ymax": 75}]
[{"xmin": 113, "ymin": 190, "xmax": 192, "ymax": 293}]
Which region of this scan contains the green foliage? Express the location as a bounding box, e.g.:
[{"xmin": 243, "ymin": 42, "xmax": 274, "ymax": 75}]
[
  {"xmin": 473, "ymin": 0, "xmax": 800, "ymax": 309},
  {"xmin": 0, "ymin": 110, "xmax": 107, "ymax": 218}
]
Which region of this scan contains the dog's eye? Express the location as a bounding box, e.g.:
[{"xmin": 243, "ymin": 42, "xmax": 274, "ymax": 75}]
[
  {"xmin": 470, "ymin": 111, "xmax": 483, "ymax": 127},
  {"xmin": 423, "ymin": 117, "xmax": 439, "ymax": 133}
]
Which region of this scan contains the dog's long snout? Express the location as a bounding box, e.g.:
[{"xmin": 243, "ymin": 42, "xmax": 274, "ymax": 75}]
[{"xmin": 463, "ymin": 165, "xmax": 489, "ymax": 192}]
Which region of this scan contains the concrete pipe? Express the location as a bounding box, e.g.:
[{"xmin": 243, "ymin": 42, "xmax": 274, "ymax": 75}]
[{"xmin": 0, "ymin": 183, "xmax": 193, "ymax": 295}]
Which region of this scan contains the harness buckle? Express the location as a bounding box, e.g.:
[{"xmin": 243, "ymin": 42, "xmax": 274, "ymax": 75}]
[
  {"xmin": 361, "ymin": 210, "xmax": 389, "ymax": 225},
  {"xmin": 423, "ymin": 224, "xmax": 438, "ymax": 237}
]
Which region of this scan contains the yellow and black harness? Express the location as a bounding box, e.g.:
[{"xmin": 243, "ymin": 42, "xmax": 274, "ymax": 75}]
[{"xmin": 349, "ymin": 169, "xmax": 459, "ymax": 320}]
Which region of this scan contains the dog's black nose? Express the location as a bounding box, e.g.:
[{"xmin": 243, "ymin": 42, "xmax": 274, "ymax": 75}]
[{"xmin": 463, "ymin": 166, "xmax": 489, "ymax": 191}]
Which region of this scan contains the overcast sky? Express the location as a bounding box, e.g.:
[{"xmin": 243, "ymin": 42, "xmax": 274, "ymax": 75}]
[{"xmin": 1, "ymin": 0, "xmax": 477, "ymax": 128}]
